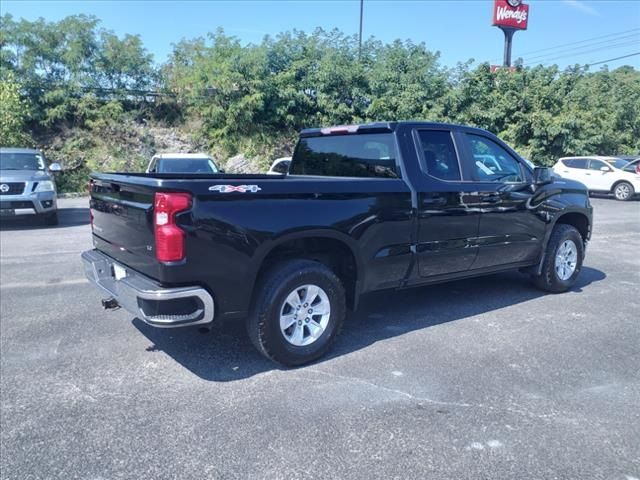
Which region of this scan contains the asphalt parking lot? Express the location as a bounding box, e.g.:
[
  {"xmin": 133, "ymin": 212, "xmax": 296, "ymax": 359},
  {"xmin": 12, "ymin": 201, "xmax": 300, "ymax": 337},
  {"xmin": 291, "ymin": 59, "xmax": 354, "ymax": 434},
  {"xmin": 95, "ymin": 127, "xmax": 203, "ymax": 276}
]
[{"xmin": 1, "ymin": 196, "xmax": 639, "ymax": 479}]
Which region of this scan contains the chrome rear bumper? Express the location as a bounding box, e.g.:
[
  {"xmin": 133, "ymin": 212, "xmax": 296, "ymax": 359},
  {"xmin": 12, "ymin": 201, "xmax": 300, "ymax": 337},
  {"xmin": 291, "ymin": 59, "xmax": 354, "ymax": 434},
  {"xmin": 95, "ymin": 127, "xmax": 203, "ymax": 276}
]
[{"xmin": 81, "ymin": 250, "xmax": 214, "ymax": 328}]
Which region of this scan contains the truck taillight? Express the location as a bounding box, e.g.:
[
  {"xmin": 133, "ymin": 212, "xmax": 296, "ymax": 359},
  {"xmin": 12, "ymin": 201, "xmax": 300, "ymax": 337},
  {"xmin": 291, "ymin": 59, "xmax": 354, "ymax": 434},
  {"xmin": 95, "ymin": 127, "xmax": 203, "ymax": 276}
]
[{"xmin": 154, "ymin": 192, "xmax": 192, "ymax": 262}]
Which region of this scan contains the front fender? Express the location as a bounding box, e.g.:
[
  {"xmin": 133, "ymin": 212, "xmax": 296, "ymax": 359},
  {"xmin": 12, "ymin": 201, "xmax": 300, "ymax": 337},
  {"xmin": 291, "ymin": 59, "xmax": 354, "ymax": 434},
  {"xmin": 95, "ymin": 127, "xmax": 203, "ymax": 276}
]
[{"xmin": 533, "ymin": 186, "xmax": 592, "ymax": 274}]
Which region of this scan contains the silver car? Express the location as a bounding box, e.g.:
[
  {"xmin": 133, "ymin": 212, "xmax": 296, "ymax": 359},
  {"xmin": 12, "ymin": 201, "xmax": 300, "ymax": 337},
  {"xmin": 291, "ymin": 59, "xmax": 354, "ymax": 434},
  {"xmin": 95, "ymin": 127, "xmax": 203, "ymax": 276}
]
[{"xmin": 0, "ymin": 148, "xmax": 61, "ymax": 225}]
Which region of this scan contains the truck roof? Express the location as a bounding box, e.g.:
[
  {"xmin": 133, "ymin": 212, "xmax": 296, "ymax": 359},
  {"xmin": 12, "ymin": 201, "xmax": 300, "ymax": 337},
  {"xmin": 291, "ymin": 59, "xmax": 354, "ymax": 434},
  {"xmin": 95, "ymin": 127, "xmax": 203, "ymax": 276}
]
[{"xmin": 299, "ymin": 121, "xmax": 491, "ymax": 137}]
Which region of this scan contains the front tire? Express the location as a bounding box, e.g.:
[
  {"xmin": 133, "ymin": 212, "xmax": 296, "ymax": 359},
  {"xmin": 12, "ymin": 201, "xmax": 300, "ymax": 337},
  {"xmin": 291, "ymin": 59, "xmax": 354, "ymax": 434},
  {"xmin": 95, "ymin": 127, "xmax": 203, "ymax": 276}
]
[
  {"xmin": 613, "ymin": 181, "xmax": 634, "ymax": 201},
  {"xmin": 532, "ymin": 224, "xmax": 584, "ymax": 293},
  {"xmin": 247, "ymin": 259, "xmax": 346, "ymax": 366}
]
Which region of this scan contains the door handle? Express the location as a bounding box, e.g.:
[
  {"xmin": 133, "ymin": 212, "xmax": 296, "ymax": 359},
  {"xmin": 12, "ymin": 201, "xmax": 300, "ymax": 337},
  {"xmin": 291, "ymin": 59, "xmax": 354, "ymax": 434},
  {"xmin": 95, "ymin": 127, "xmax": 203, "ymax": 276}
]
[{"xmin": 481, "ymin": 193, "xmax": 501, "ymax": 203}]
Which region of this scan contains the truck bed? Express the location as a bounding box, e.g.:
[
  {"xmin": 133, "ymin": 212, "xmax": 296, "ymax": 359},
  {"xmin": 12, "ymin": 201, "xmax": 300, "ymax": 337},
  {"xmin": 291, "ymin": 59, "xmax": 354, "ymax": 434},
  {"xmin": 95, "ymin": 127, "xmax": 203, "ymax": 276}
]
[{"xmin": 89, "ymin": 171, "xmax": 413, "ymax": 317}]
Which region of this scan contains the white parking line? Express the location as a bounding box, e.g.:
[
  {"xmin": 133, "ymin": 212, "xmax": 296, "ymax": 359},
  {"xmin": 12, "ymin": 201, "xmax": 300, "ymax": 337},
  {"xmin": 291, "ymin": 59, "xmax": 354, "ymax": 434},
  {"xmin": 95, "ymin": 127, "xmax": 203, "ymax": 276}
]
[
  {"xmin": 0, "ymin": 250, "xmax": 83, "ymax": 259},
  {"xmin": 1, "ymin": 278, "xmax": 88, "ymax": 289}
]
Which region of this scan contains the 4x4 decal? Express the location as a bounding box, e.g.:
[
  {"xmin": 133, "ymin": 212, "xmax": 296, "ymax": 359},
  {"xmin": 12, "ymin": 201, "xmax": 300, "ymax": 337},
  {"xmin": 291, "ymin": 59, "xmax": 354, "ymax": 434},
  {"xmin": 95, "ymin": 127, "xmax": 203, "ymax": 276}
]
[{"xmin": 208, "ymin": 185, "xmax": 262, "ymax": 193}]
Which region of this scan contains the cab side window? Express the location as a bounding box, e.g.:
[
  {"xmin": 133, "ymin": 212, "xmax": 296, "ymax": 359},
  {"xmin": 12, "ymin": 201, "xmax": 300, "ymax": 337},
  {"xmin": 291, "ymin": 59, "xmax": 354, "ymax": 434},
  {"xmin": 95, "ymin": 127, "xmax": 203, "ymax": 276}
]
[
  {"xmin": 465, "ymin": 134, "xmax": 524, "ymax": 183},
  {"xmin": 416, "ymin": 130, "xmax": 461, "ymax": 181}
]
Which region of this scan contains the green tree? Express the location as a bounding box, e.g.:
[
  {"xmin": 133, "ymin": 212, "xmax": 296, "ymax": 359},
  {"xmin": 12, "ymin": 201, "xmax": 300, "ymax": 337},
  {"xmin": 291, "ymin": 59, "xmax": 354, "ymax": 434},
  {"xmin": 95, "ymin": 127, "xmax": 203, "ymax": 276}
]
[
  {"xmin": 2, "ymin": 14, "xmax": 639, "ymax": 185},
  {"xmin": 0, "ymin": 72, "xmax": 31, "ymax": 145},
  {"xmin": 95, "ymin": 31, "xmax": 155, "ymax": 91},
  {"xmin": 366, "ymin": 39, "xmax": 448, "ymax": 121}
]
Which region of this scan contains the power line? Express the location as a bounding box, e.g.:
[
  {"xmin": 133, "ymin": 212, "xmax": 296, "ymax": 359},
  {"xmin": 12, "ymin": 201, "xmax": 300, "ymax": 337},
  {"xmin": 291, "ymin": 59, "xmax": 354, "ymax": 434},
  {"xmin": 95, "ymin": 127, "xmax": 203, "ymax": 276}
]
[
  {"xmin": 537, "ymin": 40, "xmax": 640, "ymax": 66},
  {"xmin": 490, "ymin": 28, "xmax": 640, "ymax": 64},
  {"xmin": 584, "ymin": 52, "xmax": 640, "ymax": 67},
  {"xmin": 517, "ymin": 27, "xmax": 640, "ymax": 57},
  {"xmin": 525, "ymin": 33, "xmax": 640, "ymax": 62},
  {"xmin": 535, "ymin": 39, "xmax": 640, "ymax": 65}
]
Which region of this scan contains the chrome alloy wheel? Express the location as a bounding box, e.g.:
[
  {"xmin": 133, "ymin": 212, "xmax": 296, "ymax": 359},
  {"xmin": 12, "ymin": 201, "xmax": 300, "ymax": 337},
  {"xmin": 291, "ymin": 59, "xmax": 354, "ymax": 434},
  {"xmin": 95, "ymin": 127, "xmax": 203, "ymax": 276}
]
[
  {"xmin": 279, "ymin": 284, "xmax": 331, "ymax": 347},
  {"xmin": 614, "ymin": 183, "xmax": 631, "ymax": 200},
  {"xmin": 555, "ymin": 239, "xmax": 578, "ymax": 281}
]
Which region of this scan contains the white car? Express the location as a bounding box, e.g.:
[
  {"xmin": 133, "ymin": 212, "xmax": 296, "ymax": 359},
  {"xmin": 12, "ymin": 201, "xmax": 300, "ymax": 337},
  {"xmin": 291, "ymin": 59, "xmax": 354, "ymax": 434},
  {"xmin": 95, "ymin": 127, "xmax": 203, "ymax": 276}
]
[
  {"xmin": 267, "ymin": 157, "xmax": 291, "ymax": 175},
  {"xmin": 146, "ymin": 153, "xmax": 220, "ymax": 174},
  {"xmin": 553, "ymin": 156, "xmax": 640, "ymax": 201}
]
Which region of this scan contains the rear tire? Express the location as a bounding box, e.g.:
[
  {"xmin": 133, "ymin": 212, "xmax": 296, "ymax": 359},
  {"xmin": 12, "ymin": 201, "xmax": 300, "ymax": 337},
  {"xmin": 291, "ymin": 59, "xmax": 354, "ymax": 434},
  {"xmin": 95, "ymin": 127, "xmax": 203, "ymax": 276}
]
[
  {"xmin": 247, "ymin": 259, "xmax": 346, "ymax": 367},
  {"xmin": 532, "ymin": 224, "xmax": 583, "ymax": 293},
  {"xmin": 613, "ymin": 181, "xmax": 634, "ymax": 201}
]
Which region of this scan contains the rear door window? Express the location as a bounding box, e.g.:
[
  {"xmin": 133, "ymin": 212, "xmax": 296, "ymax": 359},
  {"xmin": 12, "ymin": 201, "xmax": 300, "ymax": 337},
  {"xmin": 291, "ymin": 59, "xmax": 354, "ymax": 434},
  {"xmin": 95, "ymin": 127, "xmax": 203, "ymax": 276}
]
[
  {"xmin": 415, "ymin": 130, "xmax": 461, "ymax": 181},
  {"xmin": 565, "ymin": 158, "xmax": 588, "ymax": 169},
  {"xmin": 290, "ymin": 133, "xmax": 398, "ymax": 178}
]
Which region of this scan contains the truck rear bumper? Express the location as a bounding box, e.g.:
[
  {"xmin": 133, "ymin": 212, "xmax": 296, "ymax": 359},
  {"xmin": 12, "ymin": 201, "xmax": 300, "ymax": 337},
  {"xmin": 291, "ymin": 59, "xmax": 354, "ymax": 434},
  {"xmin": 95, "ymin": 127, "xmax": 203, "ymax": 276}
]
[{"xmin": 81, "ymin": 249, "xmax": 214, "ymax": 328}]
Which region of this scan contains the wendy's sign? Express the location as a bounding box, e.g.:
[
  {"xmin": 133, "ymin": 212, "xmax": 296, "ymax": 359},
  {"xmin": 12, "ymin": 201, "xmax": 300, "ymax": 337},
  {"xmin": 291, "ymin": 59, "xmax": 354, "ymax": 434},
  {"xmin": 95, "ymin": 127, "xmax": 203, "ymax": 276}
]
[{"xmin": 492, "ymin": 0, "xmax": 529, "ymax": 30}]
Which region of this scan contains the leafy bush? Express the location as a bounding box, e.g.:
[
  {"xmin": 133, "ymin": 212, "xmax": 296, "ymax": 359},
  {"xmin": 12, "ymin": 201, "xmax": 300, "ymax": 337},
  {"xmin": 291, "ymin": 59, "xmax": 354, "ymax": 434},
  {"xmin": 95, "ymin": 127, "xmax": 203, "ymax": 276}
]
[
  {"xmin": 0, "ymin": 72, "xmax": 31, "ymax": 146},
  {"xmin": 1, "ymin": 14, "xmax": 638, "ymax": 192}
]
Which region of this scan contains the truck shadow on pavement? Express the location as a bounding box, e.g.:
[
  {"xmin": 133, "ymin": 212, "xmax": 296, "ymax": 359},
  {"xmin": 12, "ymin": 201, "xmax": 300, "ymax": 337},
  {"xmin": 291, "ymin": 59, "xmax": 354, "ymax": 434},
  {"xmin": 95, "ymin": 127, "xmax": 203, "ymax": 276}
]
[
  {"xmin": 0, "ymin": 207, "xmax": 89, "ymax": 230},
  {"xmin": 133, "ymin": 266, "xmax": 605, "ymax": 382}
]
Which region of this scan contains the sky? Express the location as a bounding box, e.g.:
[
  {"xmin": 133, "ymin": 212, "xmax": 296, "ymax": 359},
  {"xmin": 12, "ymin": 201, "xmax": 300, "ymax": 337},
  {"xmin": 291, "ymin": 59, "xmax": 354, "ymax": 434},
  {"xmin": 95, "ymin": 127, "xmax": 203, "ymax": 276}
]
[{"xmin": 3, "ymin": 0, "xmax": 640, "ymax": 69}]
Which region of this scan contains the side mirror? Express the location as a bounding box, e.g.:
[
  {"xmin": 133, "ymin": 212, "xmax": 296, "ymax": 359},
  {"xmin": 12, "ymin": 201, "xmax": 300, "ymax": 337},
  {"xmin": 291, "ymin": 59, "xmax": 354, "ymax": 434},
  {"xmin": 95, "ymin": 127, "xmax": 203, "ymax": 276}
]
[
  {"xmin": 600, "ymin": 166, "xmax": 611, "ymax": 172},
  {"xmin": 533, "ymin": 167, "xmax": 553, "ymax": 186},
  {"xmin": 48, "ymin": 163, "xmax": 62, "ymax": 172},
  {"xmin": 218, "ymin": 168, "xmax": 225, "ymax": 173}
]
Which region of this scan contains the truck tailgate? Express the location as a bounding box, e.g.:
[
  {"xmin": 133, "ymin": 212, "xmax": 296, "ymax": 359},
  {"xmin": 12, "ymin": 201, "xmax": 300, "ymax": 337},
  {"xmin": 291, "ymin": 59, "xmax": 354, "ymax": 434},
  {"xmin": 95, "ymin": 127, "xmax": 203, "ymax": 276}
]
[{"xmin": 90, "ymin": 177, "xmax": 158, "ymax": 276}]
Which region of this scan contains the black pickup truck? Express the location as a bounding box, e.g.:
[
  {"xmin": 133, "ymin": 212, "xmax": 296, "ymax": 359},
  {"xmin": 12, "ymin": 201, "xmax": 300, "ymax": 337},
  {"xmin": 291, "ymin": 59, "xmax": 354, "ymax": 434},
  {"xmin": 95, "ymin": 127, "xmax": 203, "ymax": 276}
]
[{"xmin": 82, "ymin": 122, "xmax": 592, "ymax": 365}]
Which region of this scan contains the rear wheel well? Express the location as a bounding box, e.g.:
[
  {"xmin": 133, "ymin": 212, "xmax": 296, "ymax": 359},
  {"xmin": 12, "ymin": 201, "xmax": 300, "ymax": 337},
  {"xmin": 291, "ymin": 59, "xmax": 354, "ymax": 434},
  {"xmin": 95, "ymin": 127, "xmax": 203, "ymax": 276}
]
[
  {"xmin": 256, "ymin": 237, "xmax": 358, "ymax": 309},
  {"xmin": 611, "ymin": 179, "xmax": 634, "ymax": 192},
  {"xmin": 555, "ymin": 212, "xmax": 589, "ymax": 243}
]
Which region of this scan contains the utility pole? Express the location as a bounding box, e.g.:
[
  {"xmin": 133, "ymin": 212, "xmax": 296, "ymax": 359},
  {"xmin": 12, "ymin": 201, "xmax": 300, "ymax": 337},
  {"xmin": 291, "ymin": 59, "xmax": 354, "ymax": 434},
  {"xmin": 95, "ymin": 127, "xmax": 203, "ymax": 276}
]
[{"xmin": 358, "ymin": 0, "xmax": 364, "ymax": 60}]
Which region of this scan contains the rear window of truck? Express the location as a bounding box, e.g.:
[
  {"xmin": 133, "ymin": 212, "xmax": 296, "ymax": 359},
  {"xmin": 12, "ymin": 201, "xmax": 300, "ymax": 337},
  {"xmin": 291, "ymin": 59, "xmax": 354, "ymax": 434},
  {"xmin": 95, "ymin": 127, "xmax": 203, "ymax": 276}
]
[{"xmin": 290, "ymin": 133, "xmax": 399, "ymax": 178}]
